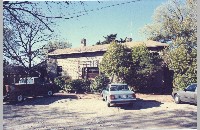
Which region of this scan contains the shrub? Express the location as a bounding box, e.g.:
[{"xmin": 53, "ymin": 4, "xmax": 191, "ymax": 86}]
[
  {"xmin": 82, "ymin": 79, "xmax": 92, "ymax": 92},
  {"xmin": 68, "ymin": 79, "xmax": 91, "ymax": 93},
  {"xmin": 91, "ymin": 75, "xmax": 110, "ymax": 92},
  {"xmin": 54, "ymin": 76, "xmax": 72, "ymax": 90},
  {"xmin": 100, "ymin": 42, "xmax": 132, "ymax": 83},
  {"xmin": 173, "ymin": 73, "xmax": 197, "ymax": 91}
]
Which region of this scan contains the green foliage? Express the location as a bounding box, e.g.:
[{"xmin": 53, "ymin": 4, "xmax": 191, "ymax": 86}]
[
  {"xmin": 68, "ymin": 79, "xmax": 91, "ymax": 93},
  {"xmin": 173, "ymin": 73, "xmax": 196, "ymax": 91},
  {"xmin": 130, "ymin": 45, "xmax": 161, "ymax": 90},
  {"xmin": 100, "ymin": 42, "xmax": 162, "ymax": 91},
  {"xmin": 163, "ymin": 44, "xmax": 197, "ymax": 90},
  {"xmin": 96, "ymin": 34, "xmax": 117, "ymax": 45},
  {"xmin": 100, "ymin": 42, "xmax": 132, "ymax": 82},
  {"xmin": 90, "ymin": 75, "xmax": 110, "ymax": 92},
  {"xmin": 54, "ymin": 76, "xmax": 72, "ymax": 89},
  {"xmin": 143, "ymin": 0, "xmax": 197, "ymax": 90},
  {"xmin": 142, "ymin": 0, "xmax": 197, "ymax": 43},
  {"xmin": 82, "ymin": 79, "xmax": 92, "ymax": 92},
  {"xmin": 54, "ymin": 76, "xmax": 92, "ymax": 93}
]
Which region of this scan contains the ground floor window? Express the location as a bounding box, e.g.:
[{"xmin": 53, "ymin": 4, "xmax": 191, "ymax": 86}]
[{"xmin": 82, "ymin": 67, "xmax": 99, "ymax": 79}]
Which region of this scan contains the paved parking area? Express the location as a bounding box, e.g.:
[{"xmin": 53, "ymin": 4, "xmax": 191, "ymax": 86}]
[{"xmin": 3, "ymin": 93, "xmax": 197, "ymax": 129}]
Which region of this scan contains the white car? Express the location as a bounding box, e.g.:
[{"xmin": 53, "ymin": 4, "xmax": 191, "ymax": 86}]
[
  {"xmin": 172, "ymin": 83, "xmax": 197, "ymax": 104},
  {"xmin": 101, "ymin": 83, "xmax": 136, "ymax": 107}
]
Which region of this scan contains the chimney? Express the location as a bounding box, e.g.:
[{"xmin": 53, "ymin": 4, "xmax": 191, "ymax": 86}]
[{"xmin": 81, "ymin": 38, "xmax": 86, "ymax": 47}]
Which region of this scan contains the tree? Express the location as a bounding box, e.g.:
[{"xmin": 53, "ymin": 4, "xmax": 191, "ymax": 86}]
[
  {"xmin": 3, "ymin": 21, "xmax": 53, "ymax": 72},
  {"xmin": 3, "ymin": 59, "xmax": 9, "ymax": 67},
  {"xmin": 142, "ymin": 0, "xmax": 197, "ymax": 90},
  {"xmin": 100, "ymin": 42, "xmax": 162, "ymax": 90},
  {"xmin": 3, "ymin": 1, "xmax": 84, "ymax": 74},
  {"xmin": 96, "ymin": 34, "xmax": 129, "ymax": 45},
  {"xmin": 96, "ymin": 34, "xmax": 117, "ymax": 45},
  {"xmin": 90, "ymin": 75, "xmax": 110, "ymax": 92},
  {"xmin": 162, "ymin": 44, "xmax": 197, "ymax": 90},
  {"xmin": 3, "ymin": 1, "xmax": 88, "ymax": 63},
  {"xmin": 43, "ymin": 41, "xmax": 72, "ymax": 53},
  {"xmin": 3, "ymin": 1, "xmax": 86, "ymax": 32},
  {"xmin": 130, "ymin": 45, "xmax": 162, "ymax": 90},
  {"xmin": 100, "ymin": 42, "xmax": 132, "ymax": 82}
]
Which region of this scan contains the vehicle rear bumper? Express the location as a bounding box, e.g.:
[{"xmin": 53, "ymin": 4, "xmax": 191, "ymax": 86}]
[{"xmin": 110, "ymin": 99, "xmax": 136, "ymax": 104}]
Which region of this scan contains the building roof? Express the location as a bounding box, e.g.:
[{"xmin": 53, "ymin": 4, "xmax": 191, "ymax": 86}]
[{"xmin": 48, "ymin": 40, "xmax": 168, "ymax": 56}]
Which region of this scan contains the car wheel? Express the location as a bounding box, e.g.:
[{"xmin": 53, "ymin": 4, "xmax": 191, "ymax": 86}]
[
  {"xmin": 47, "ymin": 90, "xmax": 53, "ymax": 96},
  {"xmin": 102, "ymin": 94, "xmax": 105, "ymax": 101},
  {"xmin": 106, "ymin": 97, "xmax": 111, "ymax": 107},
  {"xmin": 107, "ymin": 102, "xmax": 111, "ymax": 107},
  {"xmin": 17, "ymin": 94, "xmax": 24, "ymax": 102},
  {"xmin": 174, "ymin": 94, "xmax": 181, "ymax": 104}
]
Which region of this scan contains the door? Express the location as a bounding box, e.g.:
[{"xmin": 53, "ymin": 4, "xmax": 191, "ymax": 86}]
[
  {"xmin": 34, "ymin": 78, "xmax": 46, "ymax": 96},
  {"xmin": 182, "ymin": 84, "xmax": 197, "ymax": 103}
]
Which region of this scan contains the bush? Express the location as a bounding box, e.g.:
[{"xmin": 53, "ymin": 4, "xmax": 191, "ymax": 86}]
[
  {"xmin": 82, "ymin": 79, "xmax": 92, "ymax": 92},
  {"xmin": 68, "ymin": 79, "xmax": 91, "ymax": 93},
  {"xmin": 130, "ymin": 45, "xmax": 162, "ymax": 90},
  {"xmin": 91, "ymin": 75, "xmax": 110, "ymax": 92},
  {"xmin": 54, "ymin": 76, "xmax": 72, "ymax": 90},
  {"xmin": 173, "ymin": 74, "xmax": 197, "ymax": 91}
]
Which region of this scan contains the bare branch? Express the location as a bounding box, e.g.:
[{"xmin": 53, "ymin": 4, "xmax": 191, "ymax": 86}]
[
  {"xmin": 8, "ymin": 7, "xmax": 53, "ymax": 32},
  {"xmin": 16, "ymin": 25, "xmax": 28, "ymax": 53}
]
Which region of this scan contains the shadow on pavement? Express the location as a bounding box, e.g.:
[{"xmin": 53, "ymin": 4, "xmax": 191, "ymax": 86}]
[
  {"xmin": 178, "ymin": 102, "xmax": 197, "ymax": 106},
  {"xmin": 3, "ymin": 93, "xmax": 78, "ymax": 106},
  {"xmin": 113, "ymin": 98, "xmax": 163, "ymax": 110}
]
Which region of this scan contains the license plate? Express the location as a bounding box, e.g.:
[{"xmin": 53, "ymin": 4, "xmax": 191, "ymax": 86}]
[{"xmin": 122, "ymin": 95, "xmax": 127, "ymax": 98}]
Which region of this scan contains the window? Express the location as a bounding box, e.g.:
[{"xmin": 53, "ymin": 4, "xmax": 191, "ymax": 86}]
[
  {"xmin": 82, "ymin": 67, "xmax": 99, "ymax": 79},
  {"xmin": 28, "ymin": 79, "xmax": 34, "ymax": 84},
  {"xmin": 110, "ymin": 85, "xmax": 129, "ymax": 91},
  {"xmin": 35, "ymin": 78, "xmax": 42, "ymax": 84},
  {"xmin": 186, "ymin": 84, "xmax": 197, "ymax": 92},
  {"xmin": 110, "ymin": 87, "xmax": 118, "ymax": 91}
]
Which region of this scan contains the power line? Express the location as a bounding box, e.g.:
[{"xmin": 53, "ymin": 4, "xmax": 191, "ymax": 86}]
[{"xmin": 45, "ymin": 0, "xmax": 142, "ymax": 20}]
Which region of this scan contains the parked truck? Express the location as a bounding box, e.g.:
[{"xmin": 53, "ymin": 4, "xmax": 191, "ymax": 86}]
[{"xmin": 3, "ymin": 77, "xmax": 59, "ymax": 102}]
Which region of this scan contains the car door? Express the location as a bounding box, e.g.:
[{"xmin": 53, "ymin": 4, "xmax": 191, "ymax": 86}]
[
  {"xmin": 22, "ymin": 79, "xmax": 34, "ymax": 97},
  {"xmin": 34, "ymin": 78, "xmax": 46, "ymax": 95},
  {"xmin": 182, "ymin": 84, "xmax": 197, "ymax": 103},
  {"xmin": 194, "ymin": 86, "xmax": 197, "ymax": 104}
]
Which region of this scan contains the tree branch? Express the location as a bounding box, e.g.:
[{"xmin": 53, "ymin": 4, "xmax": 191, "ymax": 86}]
[{"xmin": 10, "ymin": 7, "xmax": 53, "ymax": 32}]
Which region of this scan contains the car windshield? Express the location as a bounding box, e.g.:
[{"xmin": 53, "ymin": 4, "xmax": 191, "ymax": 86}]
[
  {"xmin": 186, "ymin": 84, "xmax": 197, "ymax": 92},
  {"xmin": 110, "ymin": 85, "xmax": 129, "ymax": 91}
]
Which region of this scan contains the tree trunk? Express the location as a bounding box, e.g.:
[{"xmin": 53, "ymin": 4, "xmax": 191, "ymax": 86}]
[{"xmin": 28, "ymin": 43, "xmax": 32, "ymax": 75}]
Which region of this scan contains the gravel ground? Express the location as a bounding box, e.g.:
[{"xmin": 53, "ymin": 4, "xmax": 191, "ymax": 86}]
[{"xmin": 3, "ymin": 93, "xmax": 197, "ymax": 129}]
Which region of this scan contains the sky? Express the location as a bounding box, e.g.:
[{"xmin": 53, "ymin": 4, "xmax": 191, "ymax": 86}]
[{"xmin": 39, "ymin": 0, "xmax": 168, "ymax": 48}]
